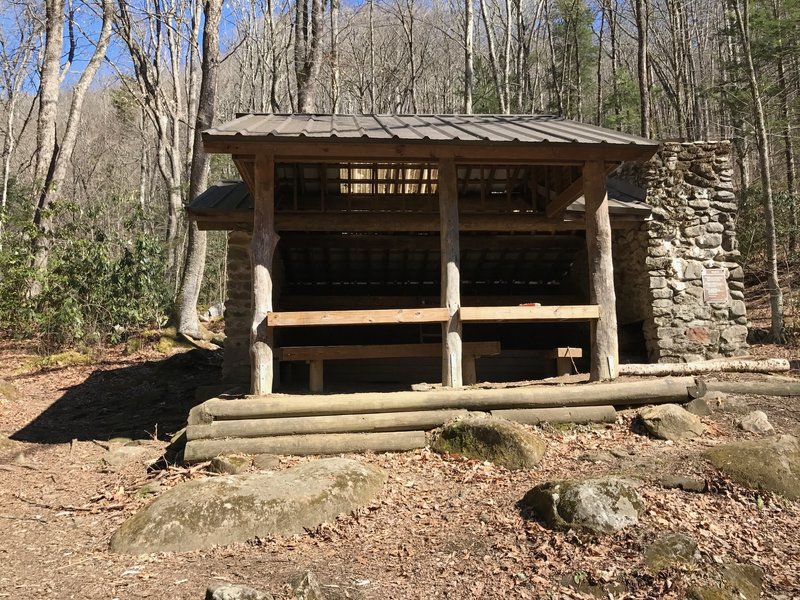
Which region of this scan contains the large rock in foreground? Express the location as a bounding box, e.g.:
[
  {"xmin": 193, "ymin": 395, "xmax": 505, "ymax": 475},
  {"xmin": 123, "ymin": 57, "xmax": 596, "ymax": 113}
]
[
  {"xmin": 520, "ymin": 476, "xmax": 644, "ymax": 534},
  {"xmin": 637, "ymin": 404, "xmax": 706, "ymax": 441},
  {"xmin": 110, "ymin": 458, "xmax": 386, "ymax": 554},
  {"xmin": 431, "ymin": 414, "xmax": 546, "ymax": 470},
  {"xmin": 704, "ymin": 434, "xmax": 800, "ymax": 500}
]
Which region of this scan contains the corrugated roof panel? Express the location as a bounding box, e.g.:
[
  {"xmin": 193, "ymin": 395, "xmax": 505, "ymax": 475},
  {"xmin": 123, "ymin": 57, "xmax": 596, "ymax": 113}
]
[{"xmin": 206, "ymin": 114, "xmax": 657, "ymax": 147}]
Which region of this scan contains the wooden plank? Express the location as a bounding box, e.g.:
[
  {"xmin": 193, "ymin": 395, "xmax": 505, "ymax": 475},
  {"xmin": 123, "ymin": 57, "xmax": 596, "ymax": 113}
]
[
  {"xmin": 250, "ymin": 153, "xmax": 278, "ymax": 394},
  {"xmin": 546, "ymin": 347, "xmax": 584, "ymax": 358},
  {"xmin": 439, "ymin": 156, "xmax": 462, "ymax": 388},
  {"xmin": 183, "ymin": 431, "xmax": 427, "ymax": 462},
  {"xmin": 460, "ymin": 305, "xmax": 599, "ymax": 322},
  {"xmin": 188, "ymin": 376, "xmax": 702, "ymax": 423},
  {"xmin": 267, "ymin": 307, "xmax": 450, "ymax": 327},
  {"xmin": 277, "ymin": 341, "xmax": 501, "ymax": 361},
  {"xmin": 279, "ymin": 233, "xmax": 583, "ymax": 251},
  {"xmin": 186, "ymin": 409, "xmax": 469, "ymax": 441},
  {"xmin": 584, "ymin": 160, "xmax": 619, "ymax": 381},
  {"xmin": 308, "ymin": 359, "xmax": 324, "ymax": 392},
  {"xmin": 279, "ymin": 294, "xmax": 584, "ymax": 310}
]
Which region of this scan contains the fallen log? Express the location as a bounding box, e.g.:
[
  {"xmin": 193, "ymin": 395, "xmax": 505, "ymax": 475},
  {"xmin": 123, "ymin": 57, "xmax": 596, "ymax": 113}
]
[
  {"xmin": 618, "ymin": 358, "xmax": 790, "ymax": 377},
  {"xmin": 186, "ymin": 409, "xmax": 469, "ymax": 441},
  {"xmin": 491, "ymin": 405, "xmax": 617, "ymax": 425},
  {"xmin": 705, "ymin": 379, "xmax": 800, "ymax": 397},
  {"xmin": 183, "ymin": 431, "xmax": 426, "ymax": 462},
  {"xmin": 188, "ymin": 376, "xmax": 702, "ymax": 424}
]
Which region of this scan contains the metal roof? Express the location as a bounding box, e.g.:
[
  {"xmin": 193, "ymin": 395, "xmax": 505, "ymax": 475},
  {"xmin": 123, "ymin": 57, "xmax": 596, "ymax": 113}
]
[{"xmin": 204, "ymin": 114, "xmax": 657, "ymax": 147}]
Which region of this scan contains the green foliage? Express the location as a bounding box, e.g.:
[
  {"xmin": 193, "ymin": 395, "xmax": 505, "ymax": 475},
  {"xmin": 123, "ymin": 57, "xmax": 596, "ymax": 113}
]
[
  {"xmin": 602, "ymin": 70, "xmax": 640, "ymax": 133},
  {"xmin": 0, "ymin": 221, "xmax": 171, "ymax": 352}
]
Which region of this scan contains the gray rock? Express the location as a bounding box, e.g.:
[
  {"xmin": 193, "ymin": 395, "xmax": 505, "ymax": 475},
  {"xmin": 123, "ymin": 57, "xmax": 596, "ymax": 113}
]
[
  {"xmin": 291, "ymin": 571, "xmax": 324, "ymax": 600},
  {"xmin": 706, "ymin": 392, "xmax": 749, "ymax": 413},
  {"xmin": 252, "ymin": 454, "xmax": 280, "ymax": 470},
  {"xmin": 206, "ymin": 582, "xmax": 273, "ymax": 600},
  {"xmin": 736, "ymin": 410, "xmax": 774, "ymax": 434},
  {"xmin": 578, "ymin": 451, "xmax": 614, "ymax": 463},
  {"xmin": 103, "ymin": 444, "xmax": 154, "ymax": 468},
  {"xmin": 683, "ymin": 397, "xmax": 712, "ymax": 417},
  {"xmin": 644, "ymin": 533, "xmax": 700, "ymax": 570},
  {"xmin": 210, "ymin": 454, "xmax": 251, "ymax": 475},
  {"xmin": 705, "ymin": 434, "xmax": 800, "ymax": 500},
  {"xmin": 660, "ymin": 475, "xmax": 707, "ymax": 493},
  {"xmin": 110, "ymin": 458, "xmax": 387, "ymax": 553},
  {"xmin": 521, "ymin": 476, "xmax": 644, "ymax": 534},
  {"xmin": 431, "ymin": 415, "xmax": 546, "ymax": 470},
  {"xmin": 637, "ymin": 404, "xmax": 706, "ymax": 441},
  {"xmin": 0, "ymin": 379, "xmax": 20, "ymax": 402},
  {"xmin": 719, "ymin": 563, "xmax": 763, "ymax": 600}
]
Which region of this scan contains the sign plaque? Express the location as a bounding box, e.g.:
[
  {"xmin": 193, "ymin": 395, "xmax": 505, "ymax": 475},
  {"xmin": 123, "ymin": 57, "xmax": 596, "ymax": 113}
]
[{"xmin": 702, "ymin": 268, "xmax": 729, "ymax": 303}]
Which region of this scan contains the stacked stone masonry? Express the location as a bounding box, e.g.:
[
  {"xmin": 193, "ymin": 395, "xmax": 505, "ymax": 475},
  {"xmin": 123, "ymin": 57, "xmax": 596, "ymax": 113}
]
[
  {"xmin": 615, "ymin": 141, "xmax": 748, "ymax": 362},
  {"xmin": 222, "ymin": 231, "xmax": 253, "ymax": 382}
]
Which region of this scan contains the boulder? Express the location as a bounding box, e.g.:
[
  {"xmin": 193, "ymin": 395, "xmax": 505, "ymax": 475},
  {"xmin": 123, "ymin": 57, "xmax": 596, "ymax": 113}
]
[
  {"xmin": 683, "ymin": 397, "xmax": 712, "ymax": 417},
  {"xmin": 644, "ymin": 533, "xmax": 700, "ymax": 570},
  {"xmin": 520, "ymin": 476, "xmax": 644, "ymax": 534},
  {"xmin": 736, "ymin": 410, "xmax": 774, "ymax": 434},
  {"xmin": 206, "ymin": 582, "xmax": 273, "ymax": 600},
  {"xmin": 704, "ymin": 434, "xmax": 800, "ymax": 500},
  {"xmin": 209, "ymin": 454, "xmax": 250, "ymax": 475},
  {"xmin": 110, "ymin": 458, "xmax": 386, "ymax": 553},
  {"xmin": 0, "ymin": 379, "xmax": 19, "ymax": 403},
  {"xmin": 253, "ymin": 454, "xmax": 280, "ymax": 470},
  {"xmin": 637, "ymin": 404, "xmax": 705, "ymax": 441},
  {"xmin": 431, "ymin": 414, "xmax": 546, "ymax": 470},
  {"xmin": 689, "ymin": 563, "xmax": 763, "ymax": 600},
  {"xmin": 103, "ymin": 444, "xmax": 154, "ymax": 468}
]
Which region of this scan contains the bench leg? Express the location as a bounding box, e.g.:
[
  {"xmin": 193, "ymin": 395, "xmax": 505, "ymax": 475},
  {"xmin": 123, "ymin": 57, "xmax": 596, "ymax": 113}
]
[
  {"xmin": 463, "ymin": 356, "xmax": 477, "ymax": 385},
  {"xmin": 308, "ymin": 360, "xmax": 324, "ymax": 392},
  {"xmin": 555, "ymin": 357, "xmax": 573, "ymax": 376}
]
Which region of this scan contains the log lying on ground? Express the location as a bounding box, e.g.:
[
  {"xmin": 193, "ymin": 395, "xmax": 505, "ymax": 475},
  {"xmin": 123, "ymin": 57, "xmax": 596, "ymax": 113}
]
[
  {"xmin": 187, "ymin": 409, "xmax": 469, "ymax": 441},
  {"xmin": 618, "ymin": 358, "xmax": 790, "ymax": 377},
  {"xmin": 491, "ymin": 405, "xmax": 617, "ymax": 425},
  {"xmin": 183, "ymin": 431, "xmax": 426, "ymax": 462},
  {"xmin": 188, "ymin": 377, "xmax": 703, "ymax": 424},
  {"xmin": 705, "ymin": 378, "xmax": 800, "ymax": 397}
]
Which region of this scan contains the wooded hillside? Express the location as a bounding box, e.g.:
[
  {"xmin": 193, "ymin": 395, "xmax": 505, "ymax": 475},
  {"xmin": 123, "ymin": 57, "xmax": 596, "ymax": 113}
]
[{"xmin": 0, "ymin": 0, "xmax": 797, "ymax": 348}]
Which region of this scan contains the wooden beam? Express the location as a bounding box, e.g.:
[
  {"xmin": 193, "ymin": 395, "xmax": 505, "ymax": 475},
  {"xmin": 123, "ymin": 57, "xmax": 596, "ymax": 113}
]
[
  {"xmin": 584, "ymin": 160, "xmax": 619, "ymax": 381},
  {"xmin": 250, "ymin": 153, "xmax": 278, "ymax": 394},
  {"xmin": 267, "ymin": 307, "xmax": 450, "ymax": 326},
  {"xmin": 279, "ymin": 295, "xmax": 584, "ymax": 310},
  {"xmin": 279, "ymin": 233, "xmax": 583, "ymax": 251},
  {"xmin": 277, "ymin": 341, "xmax": 500, "ymax": 361},
  {"xmin": 203, "ymin": 139, "xmax": 660, "ymax": 163},
  {"xmin": 439, "ymin": 156, "xmax": 462, "ymax": 388},
  {"xmin": 460, "ymin": 305, "xmax": 599, "ymax": 322},
  {"xmin": 545, "ymin": 176, "xmax": 585, "ymax": 218}
]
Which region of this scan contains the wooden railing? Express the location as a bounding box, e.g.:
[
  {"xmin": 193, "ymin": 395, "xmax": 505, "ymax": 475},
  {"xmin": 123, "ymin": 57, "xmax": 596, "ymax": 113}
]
[{"xmin": 266, "ymin": 305, "xmax": 599, "ymax": 327}]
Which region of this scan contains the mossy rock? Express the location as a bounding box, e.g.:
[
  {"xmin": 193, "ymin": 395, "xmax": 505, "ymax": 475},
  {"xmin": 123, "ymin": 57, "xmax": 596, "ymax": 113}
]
[
  {"xmin": 644, "ymin": 533, "xmax": 699, "ymax": 571},
  {"xmin": 688, "ymin": 586, "xmax": 736, "ymax": 600},
  {"xmin": 521, "ymin": 476, "xmax": 644, "ymax": 534},
  {"xmin": 22, "ymin": 350, "xmax": 92, "ymax": 372},
  {"xmin": 704, "ymin": 434, "xmax": 800, "ymax": 500},
  {"xmin": 110, "ymin": 458, "xmax": 386, "ymax": 553},
  {"xmin": 431, "ymin": 414, "xmax": 546, "ymax": 470},
  {"xmin": 210, "ymin": 454, "xmax": 250, "ymax": 475},
  {"xmin": 154, "ymin": 329, "xmax": 194, "ymax": 354},
  {"xmin": 689, "ymin": 563, "xmax": 763, "ymax": 600}
]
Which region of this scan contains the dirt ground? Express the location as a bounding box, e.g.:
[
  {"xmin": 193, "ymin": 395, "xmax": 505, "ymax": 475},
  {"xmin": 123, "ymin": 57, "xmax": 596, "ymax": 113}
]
[{"xmin": 1, "ymin": 338, "xmax": 799, "ymax": 600}]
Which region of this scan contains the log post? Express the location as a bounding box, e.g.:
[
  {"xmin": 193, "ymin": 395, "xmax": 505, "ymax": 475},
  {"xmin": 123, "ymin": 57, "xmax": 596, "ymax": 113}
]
[
  {"xmin": 439, "ymin": 157, "xmax": 463, "ymax": 387},
  {"xmin": 583, "ymin": 160, "xmax": 619, "ymax": 381},
  {"xmin": 250, "ymin": 153, "xmax": 278, "ymax": 394}
]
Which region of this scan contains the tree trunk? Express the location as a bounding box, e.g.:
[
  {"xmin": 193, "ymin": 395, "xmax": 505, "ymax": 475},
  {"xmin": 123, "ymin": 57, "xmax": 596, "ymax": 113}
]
[
  {"xmin": 175, "ymin": 0, "xmax": 222, "ymax": 339},
  {"xmin": 464, "ymin": 0, "xmax": 474, "ymax": 114},
  {"xmin": 634, "ymin": 0, "xmax": 651, "ymax": 137},
  {"xmin": 731, "ymin": 0, "xmax": 784, "ymax": 342}
]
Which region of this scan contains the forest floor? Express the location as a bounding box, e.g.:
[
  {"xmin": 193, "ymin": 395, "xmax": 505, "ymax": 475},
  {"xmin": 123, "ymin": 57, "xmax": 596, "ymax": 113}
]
[{"xmin": 1, "ymin": 322, "xmax": 799, "ymax": 599}]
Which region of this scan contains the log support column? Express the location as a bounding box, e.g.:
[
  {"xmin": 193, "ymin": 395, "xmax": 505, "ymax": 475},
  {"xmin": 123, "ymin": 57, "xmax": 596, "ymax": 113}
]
[
  {"xmin": 583, "ymin": 160, "xmax": 619, "ymax": 381},
  {"xmin": 439, "ymin": 157, "xmax": 463, "ymax": 387},
  {"xmin": 250, "ymin": 153, "xmax": 279, "ymax": 394}
]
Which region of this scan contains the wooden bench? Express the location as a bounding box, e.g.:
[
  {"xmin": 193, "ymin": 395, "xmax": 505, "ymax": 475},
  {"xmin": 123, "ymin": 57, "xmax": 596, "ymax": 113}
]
[{"xmin": 277, "ymin": 341, "xmax": 502, "ymax": 391}]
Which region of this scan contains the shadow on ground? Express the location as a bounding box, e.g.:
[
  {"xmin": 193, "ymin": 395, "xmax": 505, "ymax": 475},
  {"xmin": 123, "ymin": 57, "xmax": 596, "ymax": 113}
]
[{"xmin": 11, "ymin": 349, "xmax": 222, "ymax": 444}]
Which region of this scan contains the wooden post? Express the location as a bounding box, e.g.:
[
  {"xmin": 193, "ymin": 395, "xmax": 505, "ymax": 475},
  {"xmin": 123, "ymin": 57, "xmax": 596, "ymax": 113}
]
[
  {"xmin": 250, "ymin": 153, "xmax": 278, "ymax": 394},
  {"xmin": 583, "ymin": 160, "xmax": 619, "ymax": 381},
  {"xmin": 439, "ymin": 157, "xmax": 463, "ymax": 387}
]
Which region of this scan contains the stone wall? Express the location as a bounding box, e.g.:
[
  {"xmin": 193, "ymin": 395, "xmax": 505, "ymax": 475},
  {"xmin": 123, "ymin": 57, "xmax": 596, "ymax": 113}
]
[
  {"xmin": 222, "ymin": 231, "xmax": 252, "ymax": 382},
  {"xmin": 616, "ymin": 141, "xmax": 748, "ymax": 362}
]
